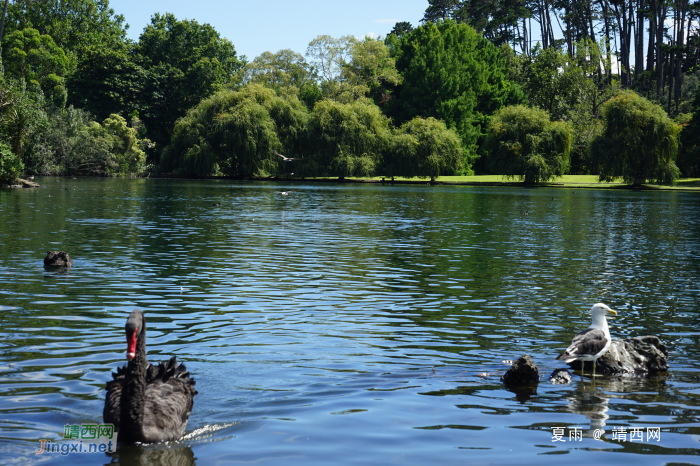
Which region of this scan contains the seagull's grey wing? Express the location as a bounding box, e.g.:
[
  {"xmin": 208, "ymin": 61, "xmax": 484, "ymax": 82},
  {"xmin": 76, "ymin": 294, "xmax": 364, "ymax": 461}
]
[{"xmin": 558, "ymin": 328, "xmax": 608, "ymax": 359}]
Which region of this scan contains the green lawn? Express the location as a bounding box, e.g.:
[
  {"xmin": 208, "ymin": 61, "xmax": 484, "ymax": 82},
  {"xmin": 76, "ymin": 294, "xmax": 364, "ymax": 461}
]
[{"xmin": 304, "ymin": 175, "xmax": 700, "ymax": 190}]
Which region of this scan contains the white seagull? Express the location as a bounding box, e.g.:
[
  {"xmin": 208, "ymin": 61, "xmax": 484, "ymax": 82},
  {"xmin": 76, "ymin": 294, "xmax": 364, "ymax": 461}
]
[
  {"xmin": 556, "ymin": 303, "xmax": 618, "ymax": 376},
  {"xmin": 273, "ymin": 150, "xmax": 302, "ymax": 162}
]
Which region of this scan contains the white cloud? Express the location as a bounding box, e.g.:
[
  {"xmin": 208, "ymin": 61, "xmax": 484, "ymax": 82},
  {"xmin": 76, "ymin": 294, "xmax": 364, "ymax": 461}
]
[
  {"xmin": 373, "ymin": 19, "xmax": 400, "ymax": 23},
  {"xmin": 365, "ymin": 32, "xmax": 378, "ymax": 39}
]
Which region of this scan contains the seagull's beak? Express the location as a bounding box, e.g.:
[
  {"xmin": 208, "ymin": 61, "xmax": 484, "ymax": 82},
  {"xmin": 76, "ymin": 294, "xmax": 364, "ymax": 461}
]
[{"xmin": 607, "ymin": 309, "xmax": 618, "ymax": 316}]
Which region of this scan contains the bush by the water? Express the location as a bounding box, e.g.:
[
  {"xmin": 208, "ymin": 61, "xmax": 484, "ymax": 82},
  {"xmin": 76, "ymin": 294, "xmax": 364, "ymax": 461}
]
[
  {"xmin": 0, "ymin": 142, "xmax": 24, "ymax": 183},
  {"xmin": 161, "ymin": 84, "xmax": 307, "ymax": 177},
  {"xmin": 307, "ymin": 99, "xmax": 391, "ymax": 179},
  {"xmin": 592, "ymin": 91, "xmax": 681, "ymax": 185},
  {"xmin": 484, "ymin": 105, "xmax": 572, "ymax": 183},
  {"xmin": 26, "ymin": 107, "xmax": 149, "ymax": 176},
  {"xmin": 386, "ymin": 117, "xmax": 464, "ymax": 180}
]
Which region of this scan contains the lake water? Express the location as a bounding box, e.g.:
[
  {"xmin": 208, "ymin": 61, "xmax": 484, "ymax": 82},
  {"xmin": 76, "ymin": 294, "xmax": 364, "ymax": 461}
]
[{"xmin": 0, "ymin": 178, "xmax": 699, "ymax": 465}]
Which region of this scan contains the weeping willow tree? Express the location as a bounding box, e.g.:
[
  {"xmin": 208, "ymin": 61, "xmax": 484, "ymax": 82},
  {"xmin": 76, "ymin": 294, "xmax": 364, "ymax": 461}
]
[
  {"xmin": 385, "ymin": 117, "xmax": 463, "ymax": 180},
  {"xmin": 484, "ymin": 105, "xmax": 572, "ymax": 183},
  {"xmin": 306, "ymin": 99, "xmax": 390, "ymax": 179},
  {"xmin": 161, "ymin": 84, "xmax": 308, "ymax": 176},
  {"xmin": 591, "ymin": 91, "xmax": 681, "ymax": 186}
]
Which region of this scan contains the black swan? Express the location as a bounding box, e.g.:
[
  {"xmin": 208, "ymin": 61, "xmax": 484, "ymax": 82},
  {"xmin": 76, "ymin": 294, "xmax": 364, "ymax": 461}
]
[{"xmin": 104, "ymin": 309, "xmax": 197, "ymax": 443}]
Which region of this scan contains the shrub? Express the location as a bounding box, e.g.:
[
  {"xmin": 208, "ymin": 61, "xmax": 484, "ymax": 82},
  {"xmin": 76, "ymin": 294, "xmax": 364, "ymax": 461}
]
[
  {"xmin": 386, "ymin": 117, "xmax": 464, "ymax": 180},
  {"xmin": 0, "ymin": 142, "xmax": 24, "ymax": 183},
  {"xmin": 307, "ymin": 99, "xmax": 390, "ymax": 178},
  {"xmin": 484, "ymin": 105, "xmax": 572, "ymax": 183},
  {"xmin": 591, "ymin": 90, "xmax": 680, "ymax": 185}
]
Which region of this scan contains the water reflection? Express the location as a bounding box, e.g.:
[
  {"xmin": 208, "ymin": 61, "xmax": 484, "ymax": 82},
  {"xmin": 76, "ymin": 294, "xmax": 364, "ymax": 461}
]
[
  {"xmin": 566, "ymin": 380, "xmax": 610, "ymax": 437},
  {"xmin": 106, "ymin": 444, "xmax": 195, "ymax": 466},
  {"xmin": 0, "ymin": 179, "xmax": 699, "ymax": 465}
]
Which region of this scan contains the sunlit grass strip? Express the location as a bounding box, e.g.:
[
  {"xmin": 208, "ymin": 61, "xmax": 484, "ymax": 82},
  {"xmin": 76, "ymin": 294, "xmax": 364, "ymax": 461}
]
[{"xmin": 303, "ymin": 175, "xmax": 700, "ymax": 189}]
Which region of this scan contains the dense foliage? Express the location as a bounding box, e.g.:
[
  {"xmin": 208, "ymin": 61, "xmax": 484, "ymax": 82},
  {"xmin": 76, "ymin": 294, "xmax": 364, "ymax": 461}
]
[
  {"xmin": 387, "ymin": 20, "xmax": 512, "ymax": 170},
  {"xmin": 678, "ymin": 88, "xmax": 700, "ymax": 177},
  {"xmin": 591, "ymin": 91, "xmax": 681, "ymax": 185},
  {"xmin": 420, "ymin": 0, "xmax": 700, "ymax": 115},
  {"xmin": 1, "ymin": 28, "xmax": 68, "ymax": 107},
  {"xmin": 386, "ymin": 117, "xmax": 464, "ymax": 180},
  {"xmin": 307, "ymin": 99, "xmax": 391, "ymax": 178},
  {"xmin": 484, "ymin": 105, "xmax": 572, "ymax": 183},
  {"xmin": 161, "ymin": 84, "xmax": 306, "ymax": 177},
  {"xmin": 0, "ymin": 140, "xmax": 23, "ymax": 183},
  {"xmin": 1, "ymin": 0, "xmax": 699, "ymax": 185}
]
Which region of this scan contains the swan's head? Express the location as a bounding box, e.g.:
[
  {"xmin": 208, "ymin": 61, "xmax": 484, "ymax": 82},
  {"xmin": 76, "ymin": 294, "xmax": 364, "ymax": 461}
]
[
  {"xmin": 125, "ymin": 309, "xmax": 144, "ymax": 360},
  {"xmin": 591, "ymin": 303, "xmax": 617, "ymax": 318}
]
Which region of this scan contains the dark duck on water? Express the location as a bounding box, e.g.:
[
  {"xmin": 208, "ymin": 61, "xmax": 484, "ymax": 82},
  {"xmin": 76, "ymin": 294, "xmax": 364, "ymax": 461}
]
[{"xmin": 104, "ymin": 309, "xmax": 197, "ymax": 443}]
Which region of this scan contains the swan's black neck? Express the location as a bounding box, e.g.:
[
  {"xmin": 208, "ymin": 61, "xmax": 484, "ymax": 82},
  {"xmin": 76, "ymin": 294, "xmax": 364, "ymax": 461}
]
[{"xmin": 120, "ymin": 321, "xmax": 147, "ymax": 443}]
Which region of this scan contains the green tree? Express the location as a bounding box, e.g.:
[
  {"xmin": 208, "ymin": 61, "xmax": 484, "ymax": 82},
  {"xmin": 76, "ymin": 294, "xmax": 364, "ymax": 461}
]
[
  {"xmin": 389, "ymin": 21, "xmax": 414, "ymax": 38},
  {"xmin": 591, "ymin": 91, "xmax": 681, "ymax": 185},
  {"xmin": 422, "ymin": 0, "xmax": 461, "ymax": 22},
  {"xmin": 519, "ymin": 44, "xmax": 581, "ymax": 121},
  {"xmin": 343, "ymin": 38, "xmax": 402, "ymax": 105},
  {"xmin": 386, "ymin": 117, "xmax": 464, "ymax": 180},
  {"xmin": 245, "ymin": 49, "xmax": 314, "ymax": 92},
  {"xmin": 65, "ymin": 121, "xmax": 118, "ymax": 175},
  {"xmin": 678, "ymin": 86, "xmax": 700, "ymax": 177},
  {"xmin": 1, "ymin": 27, "xmax": 68, "ymax": 106},
  {"xmin": 161, "ymin": 84, "xmax": 307, "ymax": 177},
  {"xmin": 452, "ymin": 0, "xmax": 531, "ymax": 46},
  {"xmin": 305, "ymin": 34, "xmax": 356, "ymax": 101},
  {"xmin": 67, "ymin": 45, "xmax": 145, "ymax": 121},
  {"xmin": 484, "ymin": 105, "xmax": 572, "ymax": 183},
  {"xmin": 2, "ymin": 0, "xmax": 128, "ymax": 63},
  {"xmin": 135, "ymin": 13, "xmax": 244, "ymax": 151},
  {"xmin": 101, "ymin": 114, "xmax": 147, "ymax": 174},
  {"xmin": 0, "ymin": 76, "xmax": 46, "ymax": 159},
  {"xmin": 388, "ymin": 20, "xmax": 511, "ymax": 169},
  {"xmin": 307, "ymin": 99, "xmax": 390, "ymax": 179},
  {"xmin": 0, "ymin": 140, "xmax": 23, "ymax": 183},
  {"xmin": 24, "ymin": 104, "xmax": 89, "ymax": 175}
]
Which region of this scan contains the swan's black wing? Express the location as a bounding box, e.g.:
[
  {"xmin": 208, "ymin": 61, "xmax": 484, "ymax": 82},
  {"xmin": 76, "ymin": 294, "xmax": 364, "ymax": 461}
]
[
  {"xmin": 140, "ymin": 356, "xmax": 198, "ymax": 443},
  {"xmin": 103, "ymin": 362, "xmax": 160, "ymax": 427},
  {"xmin": 556, "ymin": 328, "xmax": 608, "ymax": 361}
]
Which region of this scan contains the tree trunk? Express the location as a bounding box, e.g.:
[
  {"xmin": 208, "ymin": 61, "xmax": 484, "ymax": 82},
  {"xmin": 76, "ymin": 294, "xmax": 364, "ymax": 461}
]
[
  {"xmin": 612, "ymin": 0, "xmax": 631, "ymax": 86},
  {"xmin": 538, "ymin": 0, "xmax": 548, "ymax": 49},
  {"xmin": 0, "ymin": 0, "xmax": 9, "ymax": 46},
  {"xmin": 635, "ymin": 0, "xmax": 644, "ymax": 78},
  {"xmin": 647, "ymin": 0, "xmax": 656, "ymax": 72},
  {"xmin": 675, "ymin": 0, "xmax": 686, "ymax": 114},
  {"xmin": 600, "ymin": 0, "xmax": 613, "ymax": 83},
  {"xmin": 667, "ymin": 48, "xmax": 674, "ymax": 115},
  {"xmin": 655, "ymin": 2, "xmax": 666, "ymax": 100}
]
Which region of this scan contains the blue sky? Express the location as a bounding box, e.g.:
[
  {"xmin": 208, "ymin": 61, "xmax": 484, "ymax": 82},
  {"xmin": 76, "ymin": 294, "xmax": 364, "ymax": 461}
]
[{"xmin": 115, "ymin": 0, "xmax": 427, "ymax": 61}]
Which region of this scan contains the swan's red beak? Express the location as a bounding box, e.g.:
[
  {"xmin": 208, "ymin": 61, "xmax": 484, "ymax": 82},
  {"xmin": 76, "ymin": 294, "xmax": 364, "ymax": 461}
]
[{"xmin": 127, "ymin": 328, "xmax": 138, "ymax": 360}]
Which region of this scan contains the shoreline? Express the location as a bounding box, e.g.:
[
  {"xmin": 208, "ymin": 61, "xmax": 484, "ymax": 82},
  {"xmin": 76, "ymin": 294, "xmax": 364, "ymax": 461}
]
[
  {"xmin": 8, "ymin": 174, "xmax": 700, "ymax": 192},
  {"xmin": 150, "ymin": 174, "xmax": 700, "ymax": 192}
]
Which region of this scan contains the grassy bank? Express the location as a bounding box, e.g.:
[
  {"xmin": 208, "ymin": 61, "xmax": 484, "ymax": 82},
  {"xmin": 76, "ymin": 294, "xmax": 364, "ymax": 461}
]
[
  {"xmin": 335, "ymin": 175, "xmax": 700, "ymax": 190},
  {"xmin": 156, "ymin": 173, "xmax": 700, "ymax": 190}
]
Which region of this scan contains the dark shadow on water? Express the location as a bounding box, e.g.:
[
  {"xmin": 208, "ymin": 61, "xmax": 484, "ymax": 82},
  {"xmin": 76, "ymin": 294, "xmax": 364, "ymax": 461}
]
[
  {"xmin": 504, "ymin": 384, "xmax": 538, "ymax": 403},
  {"xmin": 105, "ymin": 443, "xmax": 195, "ymax": 466},
  {"xmin": 43, "ymin": 265, "xmax": 71, "ymax": 275}
]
